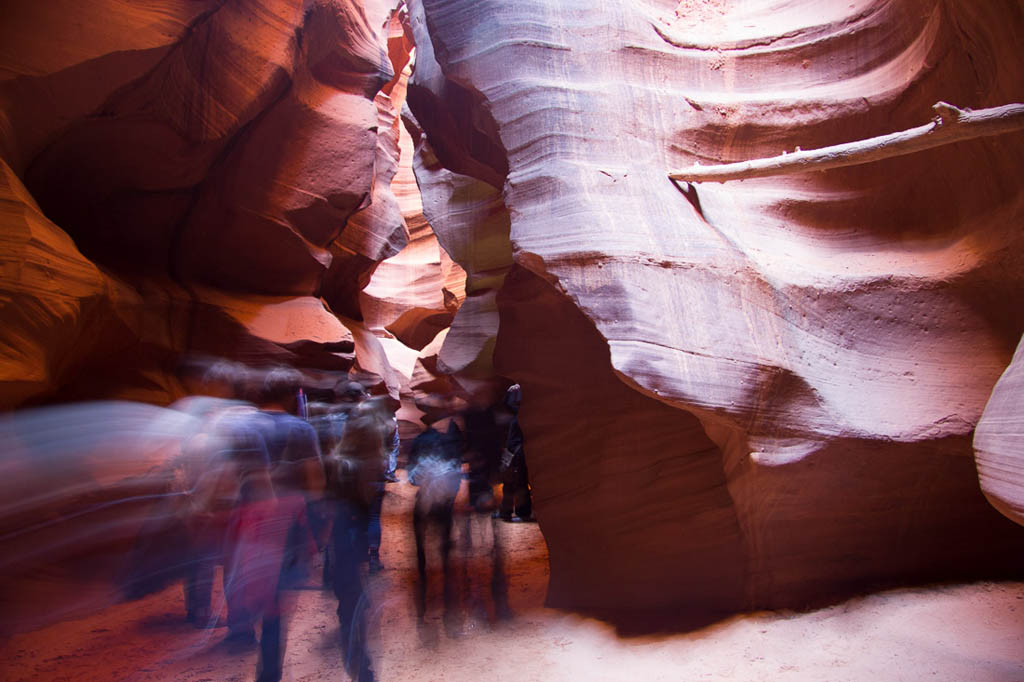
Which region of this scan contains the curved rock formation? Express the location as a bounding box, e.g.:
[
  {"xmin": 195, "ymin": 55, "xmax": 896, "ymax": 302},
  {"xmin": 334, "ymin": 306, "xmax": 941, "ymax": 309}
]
[
  {"xmin": 0, "ymin": 0, "xmax": 414, "ymax": 407},
  {"xmin": 358, "ymin": 70, "xmax": 464, "ymax": 351},
  {"xmin": 4, "ymin": 0, "xmax": 1024, "ymax": 626},
  {"xmin": 975, "ymin": 335, "xmax": 1024, "ymax": 526},
  {"xmin": 405, "ymin": 4, "xmax": 514, "ymax": 403},
  {"xmin": 410, "ymin": 0, "xmax": 1024, "ymax": 612}
]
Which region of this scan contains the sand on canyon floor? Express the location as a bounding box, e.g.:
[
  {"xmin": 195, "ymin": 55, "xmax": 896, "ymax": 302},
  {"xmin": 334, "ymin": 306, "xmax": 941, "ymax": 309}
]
[{"xmin": 2, "ymin": 476, "xmax": 1022, "ymax": 682}]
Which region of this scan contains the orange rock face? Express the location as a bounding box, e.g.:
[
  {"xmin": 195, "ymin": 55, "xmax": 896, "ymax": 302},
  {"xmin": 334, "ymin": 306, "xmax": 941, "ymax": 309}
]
[
  {"xmin": 3, "ymin": 0, "xmax": 1024, "ymax": 621},
  {"xmin": 0, "ymin": 0, "xmax": 413, "ymax": 406},
  {"xmin": 409, "ymin": 0, "xmax": 1024, "ymax": 611}
]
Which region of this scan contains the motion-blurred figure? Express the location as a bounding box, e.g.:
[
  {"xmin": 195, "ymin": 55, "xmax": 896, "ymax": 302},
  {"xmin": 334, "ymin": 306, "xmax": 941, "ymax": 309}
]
[
  {"xmin": 310, "ymin": 379, "xmax": 367, "ymax": 586},
  {"xmin": 384, "ymin": 413, "xmax": 400, "ymax": 483},
  {"xmin": 226, "ymin": 366, "xmax": 323, "ymax": 681},
  {"xmin": 324, "ymin": 394, "xmax": 391, "ymax": 682},
  {"xmin": 223, "ymin": 442, "xmax": 317, "ymax": 682},
  {"xmin": 461, "ymin": 398, "xmax": 512, "ymax": 623},
  {"xmin": 171, "ymin": 359, "xmax": 255, "ymax": 628},
  {"xmin": 251, "ymin": 367, "xmax": 324, "ymax": 588},
  {"xmin": 0, "ymin": 402, "xmax": 198, "ymax": 636},
  {"xmin": 360, "ymin": 397, "xmax": 395, "ymax": 574},
  {"xmin": 122, "ymin": 359, "xmax": 260, "ymax": 628},
  {"xmin": 498, "ymin": 384, "xmax": 533, "ymax": 523},
  {"xmin": 407, "ymin": 414, "xmax": 463, "ymax": 627}
]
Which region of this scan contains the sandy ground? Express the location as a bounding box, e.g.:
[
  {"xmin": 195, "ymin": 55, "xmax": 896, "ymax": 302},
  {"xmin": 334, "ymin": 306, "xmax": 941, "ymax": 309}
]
[{"xmin": 2, "ymin": 476, "xmax": 1023, "ymax": 682}]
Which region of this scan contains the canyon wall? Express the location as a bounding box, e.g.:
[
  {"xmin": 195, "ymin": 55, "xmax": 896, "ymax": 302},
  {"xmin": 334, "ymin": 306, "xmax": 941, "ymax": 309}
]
[
  {"xmin": 0, "ymin": 0, "xmax": 418, "ymax": 406},
  {"xmin": 407, "ymin": 0, "xmax": 1024, "ymax": 612},
  {"xmin": 2, "ymin": 0, "xmax": 1023, "ymax": 621},
  {"xmin": 975, "ymin": 334, "xmax": 1024, "ymax": 527}
]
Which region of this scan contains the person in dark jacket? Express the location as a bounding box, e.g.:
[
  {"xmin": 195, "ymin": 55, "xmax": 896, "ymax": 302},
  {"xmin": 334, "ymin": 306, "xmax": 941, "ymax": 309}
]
[
  {"xmin": 499, "ymin": 384, "xmax": 533, "ymax": 522},
  {"xmin": 407, "ymin": 417, "xmax": 462, "ymax": 624},
  {"xmin": 229, "ymin": 366, "xmax": 322, "ymax": 682},
  {"xmin": 460, "ymin": 398, "xmax": 512, "ymax": 622},
  {"xmin": 324, "ymin": 397, "xmax": 390, "ymax": 682}
]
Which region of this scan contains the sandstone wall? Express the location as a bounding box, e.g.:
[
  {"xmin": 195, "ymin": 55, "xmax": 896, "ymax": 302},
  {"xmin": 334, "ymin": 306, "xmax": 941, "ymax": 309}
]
[
  {"xmin": 3, "ymin": 0, "xmax": 1023, "ymax": 620},
  {"xmin": 408, "ymin": 0, "xmax": 1024, "ymax": 612},
  {"xmin": 975, "ymin": 334, "xmax": 1024, "ymax": 527},
  {"xmin": 0, "ymin": 0, "xmax": 414, "ymax": 406}
]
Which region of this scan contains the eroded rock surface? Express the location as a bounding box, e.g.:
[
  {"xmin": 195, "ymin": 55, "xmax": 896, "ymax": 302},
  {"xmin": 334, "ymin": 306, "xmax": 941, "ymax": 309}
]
[
  {"xmin": 410, "ymin": 0, "xmax": 1024, "ymax": 611},
  {"xmin": 975, "ymin": 335, "xmax": 1024, "ymax": 526},
  {"xmin": 0, "ymin": 0, "xmax": 413, "ymax": 407},
  {"xmin": 3, "ymin": 0, "xmax": 1023, "ymax": 622}
]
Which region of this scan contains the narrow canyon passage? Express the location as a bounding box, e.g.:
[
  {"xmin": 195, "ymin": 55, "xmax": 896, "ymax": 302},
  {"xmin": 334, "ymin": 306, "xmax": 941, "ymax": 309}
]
[
  {"xmin": 2, "ymin": 475, "xmax": 1022, "ymax": 682},
  {"xmin": 2, "ymin": 1, "xmax": 1024, "ymax": 680}
]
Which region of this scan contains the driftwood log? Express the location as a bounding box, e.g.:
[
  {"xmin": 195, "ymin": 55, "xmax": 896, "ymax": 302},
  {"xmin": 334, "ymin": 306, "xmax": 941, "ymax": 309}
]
[{"xmin": 668, "ymin": 102, "xmax": 1024, "ymax": 184}]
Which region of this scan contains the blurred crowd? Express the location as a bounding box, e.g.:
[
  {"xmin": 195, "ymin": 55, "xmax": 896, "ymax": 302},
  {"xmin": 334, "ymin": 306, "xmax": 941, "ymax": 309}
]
[{"xmin": 0, "ymin": 358, "xmax": 534, "ymax": 682}]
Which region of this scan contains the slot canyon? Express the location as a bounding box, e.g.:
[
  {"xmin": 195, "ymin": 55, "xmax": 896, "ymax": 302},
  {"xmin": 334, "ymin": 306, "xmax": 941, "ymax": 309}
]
[{"xmin": 1, "ymin": 1, "xmax": 1023, "ymax": 680}]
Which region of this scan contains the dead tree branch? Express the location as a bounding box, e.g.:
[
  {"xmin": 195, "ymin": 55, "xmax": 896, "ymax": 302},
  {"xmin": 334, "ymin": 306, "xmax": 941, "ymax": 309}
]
[{"xmin": 668, "ymin": 102, "xmax": 1024, "ymax": 184}]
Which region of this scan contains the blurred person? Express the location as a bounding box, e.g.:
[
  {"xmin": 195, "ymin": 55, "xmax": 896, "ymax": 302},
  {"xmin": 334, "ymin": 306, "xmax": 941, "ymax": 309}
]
[
  {"xmin": 498, "ymin": 384, "xmax": 533, "ymax": 523},
  {"xmin": 310, "ymin": 379, "xmax": 368, "ymax": 459},
  {"xmin": 359, "ymin": 397, "xmax": 397, "ymax": 574},
  {"xmin": 407, "ymin": 412, "xmax": 463, "ymax": 628},
  {"xmin": 172, "ymin": 358, "xmax": 251, "ymax": 420},
  {"xmin": 253, "ymin": 367, "xmax": 323, "ymax": 495},
  {"xmin": 171, "ymin": 359, "xmax": 257, "ymax": 628},
  {"xmin": 251, "ymin": 367, "xmax": 324, "ymax": 589},
  {"xmin": 0, "ymin": 402, "xmax": 198, "ymax": 636},
  {"xmin": 384, "ymin": 414, "xmax": 400, "ymax": 483},
  {"xmin": 311, "ymin": 379, "xmax": 367, "ymax": 586},
  {"xmin": 324, "ymin": 396, "xmax": 392, "ymax": 682},
  {"xmin": 223, "ymin": 439, "xmax": 318, "ymax": 682},
  {"xmin": 123, "ymin": 359, "xmax": 260, "ymax": 628},
  {"xmin": 216, "ymin": 367, "xmax": 324, "ymax": 681},
  {"xmin": 460, "ymin": 398, "xmax": 512, "ymax": 623},
  {"xmin": 463, "ymin": 401, "xmax": 504, "ymax": 515}
]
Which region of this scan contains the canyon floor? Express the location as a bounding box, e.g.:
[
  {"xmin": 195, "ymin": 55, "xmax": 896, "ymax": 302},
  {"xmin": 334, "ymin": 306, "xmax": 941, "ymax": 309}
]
[{"xmin": 2, "ymin": 477, "xmax": 1022, "ymax": 682}]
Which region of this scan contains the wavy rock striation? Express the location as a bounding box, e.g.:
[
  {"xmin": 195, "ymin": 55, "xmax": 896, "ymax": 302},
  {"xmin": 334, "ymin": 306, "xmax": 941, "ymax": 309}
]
[
  {"xmin": 410, "ymin": 0, "xmax": 1024, "ymax": 612},
  {"xmin": 975, "ymin": 335, "xmax": 1024, "ymax": 526},
  {"xmin": 0, "ymin": 0, "xmax": 412, "ymax": 406}
]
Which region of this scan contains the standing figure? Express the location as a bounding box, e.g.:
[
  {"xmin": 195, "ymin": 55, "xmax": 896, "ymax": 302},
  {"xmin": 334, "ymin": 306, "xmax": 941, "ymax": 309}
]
[
  {"xmin": 407, "ymin": 417, "xmax": 463, "ymax": 626},
  {"xmin": 461, "ymin": 401, "xmax": 512, "ymax": 622},
  {"xmin": 124, "ymin": 358, "xmax": 255, "ymax": 627},
  {"xmin": 359, "ymin": 398, "xmax": 396, "ymax": 574},
  {"xmin": 499, "ymin": 384, "xmax": 533, "ymax": 523},
  {"xmin": 225, "ymin": 366, "xmax": 322, "ymax": 682},
  {"xmin": 325, "ymin": 396, "xmax": 390, "ymax": 682},
  {"xmin": 310, "ymin": 379, "xmax": 367, "ymax": 585}
]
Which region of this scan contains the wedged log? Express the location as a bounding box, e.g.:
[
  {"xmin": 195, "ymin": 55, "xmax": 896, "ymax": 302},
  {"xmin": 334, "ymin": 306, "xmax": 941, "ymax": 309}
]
[
  {"xmin": 668, "ymin": 102, "xmax": 1024, "ymax": 183},
  {"xmin": 975, "ymin": 335, "xmax": 1024, "ymax": 526},
  {"xmin": 415, "ymin": 0, "xmax": 1024, "ymax": 611}
]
